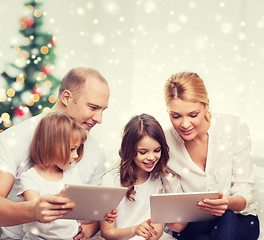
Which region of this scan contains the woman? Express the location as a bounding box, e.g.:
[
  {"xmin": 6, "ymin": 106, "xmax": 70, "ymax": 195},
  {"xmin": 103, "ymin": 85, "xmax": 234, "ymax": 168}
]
[{"xmin": 162, "ymin": 72, "xmax": 259, "ymax": 240}]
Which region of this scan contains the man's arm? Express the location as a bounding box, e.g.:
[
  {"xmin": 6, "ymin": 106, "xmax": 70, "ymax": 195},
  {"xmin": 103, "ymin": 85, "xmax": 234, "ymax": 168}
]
[{"xmin": 0, "ymin": 170, "xmax": 75, "ymax": 226}]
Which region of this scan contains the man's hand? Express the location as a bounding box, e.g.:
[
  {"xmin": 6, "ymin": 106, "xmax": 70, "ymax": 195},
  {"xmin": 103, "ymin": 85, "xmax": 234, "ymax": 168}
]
[{"xmin": 33, "ymin": 194, "xmax": 76, "ymax": 223}]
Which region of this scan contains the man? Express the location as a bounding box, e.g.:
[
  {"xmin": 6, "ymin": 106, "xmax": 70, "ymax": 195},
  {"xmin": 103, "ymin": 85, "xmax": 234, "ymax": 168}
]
[{"xmin": 0, "ymin": 67, "xmax": 110, "ymax": 239}]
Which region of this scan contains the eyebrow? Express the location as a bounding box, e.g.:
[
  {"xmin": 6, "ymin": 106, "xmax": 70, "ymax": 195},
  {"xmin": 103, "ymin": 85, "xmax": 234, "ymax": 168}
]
[
  {"xmin": 88, "ymin": 103, "xmax": 108, "ymax": 110},
  {"xmin": 170, "ymin": 109, "xmax": 200, "ymax": 114}
]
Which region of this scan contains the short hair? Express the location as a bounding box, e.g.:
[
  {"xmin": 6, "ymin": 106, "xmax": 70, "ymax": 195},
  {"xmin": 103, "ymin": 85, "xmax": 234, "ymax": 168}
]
[
  {"xmin": 58, "ymin": 67, "xmax": 107, "ymax": 100},
  {"xmin": 164, "ymin": 72, "xmax": 211, "ymax": 121},
  {"xmin": 119, "ymin": 114, "xmax": 169, "ymax": 201},
  {"xmin": 29, "ymin": 111, "xmax": 87, "ymax": 169}
]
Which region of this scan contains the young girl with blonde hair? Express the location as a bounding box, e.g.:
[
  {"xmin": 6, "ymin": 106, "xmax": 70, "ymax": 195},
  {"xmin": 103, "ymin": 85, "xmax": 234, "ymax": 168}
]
[
  {"xmin": 18, "ymin": 111, "xmax": 87, "ymax": 240},
  {"xmin": 163, "ymin": 72, "xmax": 259, "ymax": 240},
  {"xmin": 100, "ymin": 114, "xmax": 175, "ymax": 240}
]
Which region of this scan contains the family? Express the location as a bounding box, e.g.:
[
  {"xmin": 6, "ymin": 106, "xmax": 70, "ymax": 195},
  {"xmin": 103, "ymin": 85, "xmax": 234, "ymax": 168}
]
[{"xmin": 0, "ymin": 67, "xmax": 260, "ymax": 240}]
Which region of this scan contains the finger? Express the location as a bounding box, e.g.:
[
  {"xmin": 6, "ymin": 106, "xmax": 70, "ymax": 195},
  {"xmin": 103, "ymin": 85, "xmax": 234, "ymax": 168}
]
[
  {"xmin": 197, "ymin": 205, "xmax": 226, "ymax": 216},
  {"xmin": 198, "ymin": 200, "xmax": 227, "ymax": 209},
  {"xmin": 43, "ymin": 202, "xmax": 76, "ymax": 211},
  {"xmin": 42, "ymin": 194, "xmax": 72, "ymax": 204}
]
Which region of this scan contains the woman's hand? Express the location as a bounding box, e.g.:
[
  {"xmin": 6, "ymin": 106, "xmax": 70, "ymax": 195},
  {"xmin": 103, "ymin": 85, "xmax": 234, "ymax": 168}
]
[
  {"xmin": 197, "ymin": 192, "xmax": 228, "ymax": 216},
  {"xmin": 134, "ymin": 219, "xmax": 157, "ymax": 239},
  {"xmin": 104, "ymin": 208, "xmax": 118, "ymax": 223}
]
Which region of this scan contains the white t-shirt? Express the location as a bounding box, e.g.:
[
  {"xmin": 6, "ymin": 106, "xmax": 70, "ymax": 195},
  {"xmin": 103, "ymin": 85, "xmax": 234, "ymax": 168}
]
[
  {"xmin": 0, "ymin": 114, "xmax": 106, "ymax": 239},
  {"xmin": 101, "ymin": 169, "xmax": 175, "ymax": 240},
  {"xmin": 163, "ymin": 113, "xmax": 257, "ymax": 216},
  {"xmin": 18, "ymin": 167, "xmax": 81, "ymax": 240}
]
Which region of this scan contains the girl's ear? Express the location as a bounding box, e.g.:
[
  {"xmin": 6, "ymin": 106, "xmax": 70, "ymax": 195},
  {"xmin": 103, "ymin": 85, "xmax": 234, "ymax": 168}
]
[{"xmin": 61, "ymin": 90, "xmax": 72, "ymax": 107}]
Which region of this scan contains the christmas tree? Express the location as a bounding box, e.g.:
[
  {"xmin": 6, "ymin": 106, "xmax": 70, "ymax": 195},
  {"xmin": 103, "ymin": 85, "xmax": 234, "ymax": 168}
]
[{"xmin": 0, "ymin": 0, "xmax": 61, "ymax": 132}]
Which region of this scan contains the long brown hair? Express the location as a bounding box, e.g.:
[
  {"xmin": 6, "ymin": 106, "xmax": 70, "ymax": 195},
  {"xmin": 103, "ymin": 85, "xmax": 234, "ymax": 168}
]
[
  {"xmin": 29, "ymin": 111, "xmax": 87, "ymax": 169},
  {"xmin": 119, "ymin": 114, "xmax": 169, "ymax": 201}
]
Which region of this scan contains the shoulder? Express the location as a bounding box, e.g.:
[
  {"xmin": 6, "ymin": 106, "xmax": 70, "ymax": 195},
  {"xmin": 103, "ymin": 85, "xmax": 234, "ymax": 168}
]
[
  {"xmin": 0, "ymin": 114, "xmax": 42, "ymax": 143},
  {"xmin": 84, "ymin": 135, "xmax": 105, "ymax": 156},
  {"xmin": 101, "ymin": 168, "xmax": 120, "ymax": 187},
  {"xmin": 211, "ymin": 113, "xmax": 249, "ymax": 134}
]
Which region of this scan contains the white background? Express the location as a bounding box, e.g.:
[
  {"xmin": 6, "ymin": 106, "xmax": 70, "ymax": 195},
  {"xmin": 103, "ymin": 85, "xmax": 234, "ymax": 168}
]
[{"xmin": 0, "ymin": 0, "xmax": 264, "ymax": 167}]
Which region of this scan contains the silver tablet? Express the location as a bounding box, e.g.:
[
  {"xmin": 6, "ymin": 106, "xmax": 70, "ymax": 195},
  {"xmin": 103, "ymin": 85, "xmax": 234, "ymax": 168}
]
[
  {"xmin": 60, "ymin": 184, "xmax": 127, "ymax": 221},
  {"xmin": 150, "ymin": 191, "xmax": 220, "ymax": 223}
]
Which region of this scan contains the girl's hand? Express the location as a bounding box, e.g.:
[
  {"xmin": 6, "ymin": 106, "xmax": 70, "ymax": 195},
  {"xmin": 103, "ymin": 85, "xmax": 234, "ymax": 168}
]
[
  {"xmin": 134, "ymin": 219, "xmax": 157, "ymax": 239},
  {"xmin": 73, "ymin": 225, "xmax": 86, "ymax": 240},
  {"xmin": 104, "ymin": 208, "xmax": 118, "ymax": 223},
  {"xmin": 197, "ymin": 192, "xmax": 228, "ymax": 216}
]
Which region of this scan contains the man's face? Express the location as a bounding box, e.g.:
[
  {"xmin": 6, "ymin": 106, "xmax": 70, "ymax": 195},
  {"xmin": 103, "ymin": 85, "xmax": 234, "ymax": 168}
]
[{"xmin": 65, "ymin": 77, "xmax": 110, "ymax": 132}]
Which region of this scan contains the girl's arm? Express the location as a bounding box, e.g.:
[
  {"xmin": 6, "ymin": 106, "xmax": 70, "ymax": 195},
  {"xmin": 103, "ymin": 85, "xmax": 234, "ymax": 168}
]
[
  {"xmin": 166, "ymin": 222, "xmax": 188, "ymax": 233},
  {"xmin": 100, "ymin": 219, "xmax": 163, "ymax": 240}
]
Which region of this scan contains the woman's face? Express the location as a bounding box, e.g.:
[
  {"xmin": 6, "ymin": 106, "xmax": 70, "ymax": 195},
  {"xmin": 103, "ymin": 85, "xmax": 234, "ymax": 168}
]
[{"xmin": 167, "ymin": 98, "xmax": 209, "ymax": 141}]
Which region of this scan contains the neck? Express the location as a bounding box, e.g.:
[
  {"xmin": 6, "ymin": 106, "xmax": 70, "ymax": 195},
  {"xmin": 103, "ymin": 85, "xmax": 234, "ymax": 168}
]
[{"xmin": 135, "ymin": 168, "xmax": 150, "ymax": 185}]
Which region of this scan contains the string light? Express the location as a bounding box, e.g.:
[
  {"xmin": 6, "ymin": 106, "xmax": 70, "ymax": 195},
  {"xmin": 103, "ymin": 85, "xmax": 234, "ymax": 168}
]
[
  {"xmin": 1, "ymin": 113, "xmax": 10, "ymax": 122},
  {"xmin": 40, "ymin": 46, "xmax": 49, "ymax": 54},
  {"xmin": 34, "ymin": 9, "xmax": 42, "ymax": 18},
  {"xmin": 7, "ymin": 88, "xmax": 15, "ymax": 97},
  {"xmin": 43, "ymin": 107, "xmax": 50, "ymax": 113},
  {"xmin": 32, "ymin": 93, "xmax": 40, "ymax": 102},
  {"xmin": 44, "ymin": 80, "xmax": 52, "ymax": 88},
  {"xmin": 48, "ymin": 95, "xmax": 56, "ymax": 103}
]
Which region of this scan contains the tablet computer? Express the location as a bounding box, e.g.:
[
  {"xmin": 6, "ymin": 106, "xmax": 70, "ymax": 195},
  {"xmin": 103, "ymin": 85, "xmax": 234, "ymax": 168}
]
[
  {"xmin": 150, "ymin": 191, "xmax": 219, "ymax": 223},
  {"xmin": 60, "ymin": 184, "xmax": 127, "ymax": 221}
]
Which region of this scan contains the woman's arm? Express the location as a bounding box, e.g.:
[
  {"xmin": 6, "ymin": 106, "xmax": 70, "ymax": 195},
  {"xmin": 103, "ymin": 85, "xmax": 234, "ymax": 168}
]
[{"xmin": 100, "ymin": 219, "xmax": 163, "ymax": 240}]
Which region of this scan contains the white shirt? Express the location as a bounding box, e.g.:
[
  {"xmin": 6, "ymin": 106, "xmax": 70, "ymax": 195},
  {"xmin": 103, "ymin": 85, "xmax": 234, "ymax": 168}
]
[
  {"xmin": 18, "ymin": 167, "xmax": 81, "ymax": 240},
  {"xmin": 163, "ymin": 113, "xmax": 257, "ymax": 216},
  {"xmin": 0, "ymin": 114, "xmax": 106, "ymax": 239},
  {"xmin": 101, "ymin": 169, "xmax": 175, "ymax": 240}
]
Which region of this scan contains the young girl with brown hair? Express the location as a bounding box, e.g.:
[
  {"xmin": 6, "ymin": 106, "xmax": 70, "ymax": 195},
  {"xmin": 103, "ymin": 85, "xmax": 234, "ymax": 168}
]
[{"xmin": 100, "ymin": 113, "xmax": 175, "ymax": 240}]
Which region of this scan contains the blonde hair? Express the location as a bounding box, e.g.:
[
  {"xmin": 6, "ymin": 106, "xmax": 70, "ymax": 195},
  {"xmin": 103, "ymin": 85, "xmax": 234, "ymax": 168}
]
[
  {"xmin": 164, "ymin": 72, "xmax": 211, "ymax": 121},
  {"xmin": 29, "ymin": 111, "xmax": 87, "ymax": 169}
]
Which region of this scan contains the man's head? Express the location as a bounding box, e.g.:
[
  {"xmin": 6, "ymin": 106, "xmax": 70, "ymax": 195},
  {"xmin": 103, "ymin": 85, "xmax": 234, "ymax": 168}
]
[{"xmin": 55, "ymin": 67, "xmax": 110, "ymax": 132}]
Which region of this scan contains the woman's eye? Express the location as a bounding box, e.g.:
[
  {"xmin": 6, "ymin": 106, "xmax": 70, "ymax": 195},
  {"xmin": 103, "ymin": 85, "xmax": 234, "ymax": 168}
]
[
  {"xmin": 172, "ymin": 115, "xmax": 180, "ymax": 119},
  {"xmin": 154, "ymin": 149, "xmax": 161, "ymax": 153},
  {"xmin": 190, "ymin": 113, "xmax": 198, "ymax": 118}
]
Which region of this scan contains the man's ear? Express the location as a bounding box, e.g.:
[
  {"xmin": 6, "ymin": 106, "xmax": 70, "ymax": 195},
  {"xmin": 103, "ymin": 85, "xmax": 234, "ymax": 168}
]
[{"xmin": 61, "ymin": 90, "xmax": 72, "ymax": 106}]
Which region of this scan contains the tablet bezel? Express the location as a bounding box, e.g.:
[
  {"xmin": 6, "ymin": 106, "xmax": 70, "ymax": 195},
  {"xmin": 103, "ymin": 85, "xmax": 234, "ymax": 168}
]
[{"xmin": 150, "ymin": 191, "xmax": 220, "ymax": 223}]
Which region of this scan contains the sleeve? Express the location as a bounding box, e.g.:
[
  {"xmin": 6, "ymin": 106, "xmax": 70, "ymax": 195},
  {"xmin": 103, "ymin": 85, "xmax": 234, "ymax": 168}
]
[
  {"xmin": 0, "ymin": 129, "xmax": 19, "ymax": 176},
  {"xmin": 17, "ymin": 170, "xmax": 40, "ymax": 198},
  {"xmin": 162, "ymin": 171, "xmax": 183, "ymax": 193},
  {"xmin": 229, "ymin": 120, "xmax": 255, "ymax": 214},
  {"xmin": 100, "ymin": 169, "xmax": 120, "ymax": 187}
]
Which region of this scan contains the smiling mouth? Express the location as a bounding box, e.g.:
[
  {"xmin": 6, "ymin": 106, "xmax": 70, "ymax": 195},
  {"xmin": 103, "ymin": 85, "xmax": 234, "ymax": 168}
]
[
  {"xmin": 143, "ymin": 161, "xmax": 156, "ymax": 168},
  {"xmin": 180, "ymin": 128, "xmax": 194, "ymax": 135},
  {"xmin": 83, "ymin": 122, "xmax": 94, "ymax": 130}
]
